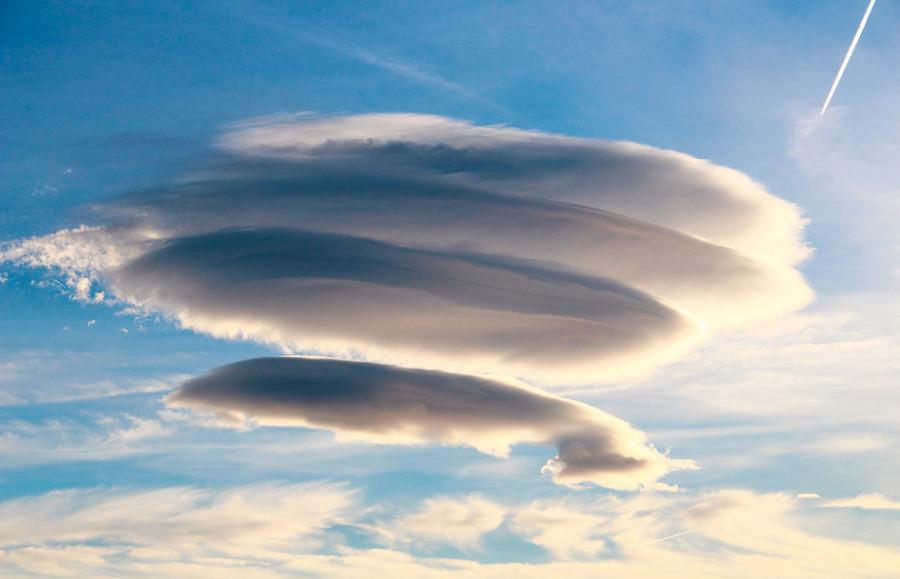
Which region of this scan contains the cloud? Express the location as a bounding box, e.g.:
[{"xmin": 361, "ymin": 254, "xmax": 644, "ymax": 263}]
[
  {"xmin": 0, "ymin": 482, "xmax": 355, "ymax": 578},
  {"xmin": 0, "ymin": 413, "xmax": 173, "ymax": 468},
  {"xmin": 823, "ymin": 493, "xmax": 900, "ymax": 511},
  {"xmin": 1, "ymin": 113, "xmax": 812, "ymax": 384},
  {"xmin": 122, "ymin": 114, "xmax": 812, "ymax": 328},
  {"xmin": 583, "ymin": 292, "xmax": 900, "ymax": 435},
  {"xmin": 509, "ymin": 499, "xmax": 609, "ymax": 560},
  {"xmin": 102, "ymin": 414, "xmax": 170, "ymax": 444},
  {"xmin": 4, "ymin": 484, "xmax": 900, "ymax": 579},
  {"xmin": 0, "ymin": 348, "xmax": 185, "ymax": 406},
  {"xmin": 221, "ymin": 114, "xmax": 809, "ymax": 261},
  {"xmin": 167, "ymin": 356, "xmax": 695, "ymax": 490},
  {"xmin": 113, "ymin": 228, "xmax": 697, "ymax": 382},
  {"xmin": 382, "ymin": 494, "xmax": 506, "ymax": 551},
  {"xmin": 237, "ymin": 13, "xmax": 494, "ymax": 106},
  {"xmin": 297, "ymin": 489, "xmax": 900, "ymax": 579},
  {"xmin": 790, "ymin": 89, "xmax": 900, "ymax": 283}
]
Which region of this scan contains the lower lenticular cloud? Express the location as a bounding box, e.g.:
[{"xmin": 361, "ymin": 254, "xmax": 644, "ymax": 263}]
[
  {"xmin": 0, "ymin": 113, "xmax": 813, "ymax": 384},
  {"xmin": 168, "ymin": 357, "xmax": 696, "ymax": 490}
]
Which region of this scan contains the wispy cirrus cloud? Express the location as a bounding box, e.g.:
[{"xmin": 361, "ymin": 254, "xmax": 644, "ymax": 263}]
[
  {"xmin": 0, "ymin": 482, "xmax": 355, "ymax": 578},
  {"xmin": 234, "ymin": 4, "xmax": 499, "ymax": 107},
  {"xmin": 378, "ymin": 494, "xmax": 506, "ymax": 551}
]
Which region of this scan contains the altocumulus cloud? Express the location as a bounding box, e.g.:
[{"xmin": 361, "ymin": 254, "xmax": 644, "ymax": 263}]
[
  {"xmin": 168, "ymin": 357, "xmax": 695, "ymax": 490},
  {"xmin": 0, "ymin": 113, "xmax": 813, "ymax": 384}
]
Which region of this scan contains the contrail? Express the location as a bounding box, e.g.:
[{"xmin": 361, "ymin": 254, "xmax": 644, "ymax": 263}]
[
  {"xmin": 229, "ymin": 3, "xmax": 506, "ymax": 111},
  {"xmin": 649, "ymin": 527, "xmax": 705, "ymax": 545},
  {"xmin": 820, "ymin": 0, "xmax": 877, "ymax": 116}
]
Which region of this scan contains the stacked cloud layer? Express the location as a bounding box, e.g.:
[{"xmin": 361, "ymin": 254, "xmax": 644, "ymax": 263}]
[
  {"xmin": 2, "ymin": 113, "xmax": 812, "ymax": 383},
  {"xmin": 1, "ymin": 114, "xmax": 813, "ymax": 488}
]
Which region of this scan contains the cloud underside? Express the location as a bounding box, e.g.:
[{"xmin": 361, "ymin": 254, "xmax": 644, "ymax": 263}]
[
  {"xmin": 2, "ymin": 113, "xmax": 812, "ymax": 383},
  {"xmin": 168, "ymin": 356, "xmax": 695, "ymax": 490}
]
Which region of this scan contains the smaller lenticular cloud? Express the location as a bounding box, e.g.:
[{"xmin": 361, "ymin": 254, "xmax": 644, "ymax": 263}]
[{"xmin": 167, "ymin": 357, "xmax": 696, "ymax": 490}]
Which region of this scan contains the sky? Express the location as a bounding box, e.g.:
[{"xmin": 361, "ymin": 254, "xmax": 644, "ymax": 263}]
[{"xmin": 1, "ymin": 1, "xmax": 899, "ymax": 577}]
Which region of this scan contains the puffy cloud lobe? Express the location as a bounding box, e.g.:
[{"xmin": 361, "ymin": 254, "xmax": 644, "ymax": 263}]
[
  {"xmin": 115, "ymin": 228, "xmax": 698, "ymax": 382},
  {"xmin": 167, "ymin": 356, "xmax": 696, "ymax": 490}
]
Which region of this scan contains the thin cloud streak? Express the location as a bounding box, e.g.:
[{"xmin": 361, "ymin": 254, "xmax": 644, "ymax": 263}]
[
  {"xmin": 649, "ymin": 527, "xmax": 705, "ymax": 544},
  {"xmin": 235, "ymin": 6, "xmax": 501, "ymax": 109}
]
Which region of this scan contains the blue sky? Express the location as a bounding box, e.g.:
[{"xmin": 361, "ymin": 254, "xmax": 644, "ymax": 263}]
[{"xmin": 2, "ymin": 1, "xmax": 900, "ymax": 577}]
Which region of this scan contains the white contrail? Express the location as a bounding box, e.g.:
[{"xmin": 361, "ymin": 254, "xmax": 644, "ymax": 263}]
[
  {"xmin": 649, "ymin": 527, "xmax": 705, "ymax": 544},
  {"xmin": 820, "ymin": 0, "xmax": 877, "ymax": 116}
]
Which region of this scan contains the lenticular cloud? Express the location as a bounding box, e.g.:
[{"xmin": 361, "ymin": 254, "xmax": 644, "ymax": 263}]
[
  {"xmin": 168, "ymin": 357, "xmax": 696, "ymax": 490},
  {"xmin": 1, "ymin": 113, "xmax": 814, "ymax": 489},
  {"xmin": 1, "ymin": 113, "xmax": 812, "ymax": 384}
]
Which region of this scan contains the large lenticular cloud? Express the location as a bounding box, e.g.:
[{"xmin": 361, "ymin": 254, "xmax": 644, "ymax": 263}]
[
  {"xmin": 1, "ymin": 113, "xmax": 813, "ymax": 384},
  {"xmin": 167, "ymin": 357, "xmax": 696, "ymax": 490},
  {"xmin": 0, "ymin": 113, "xmax": 814, "ymax": 489}
]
